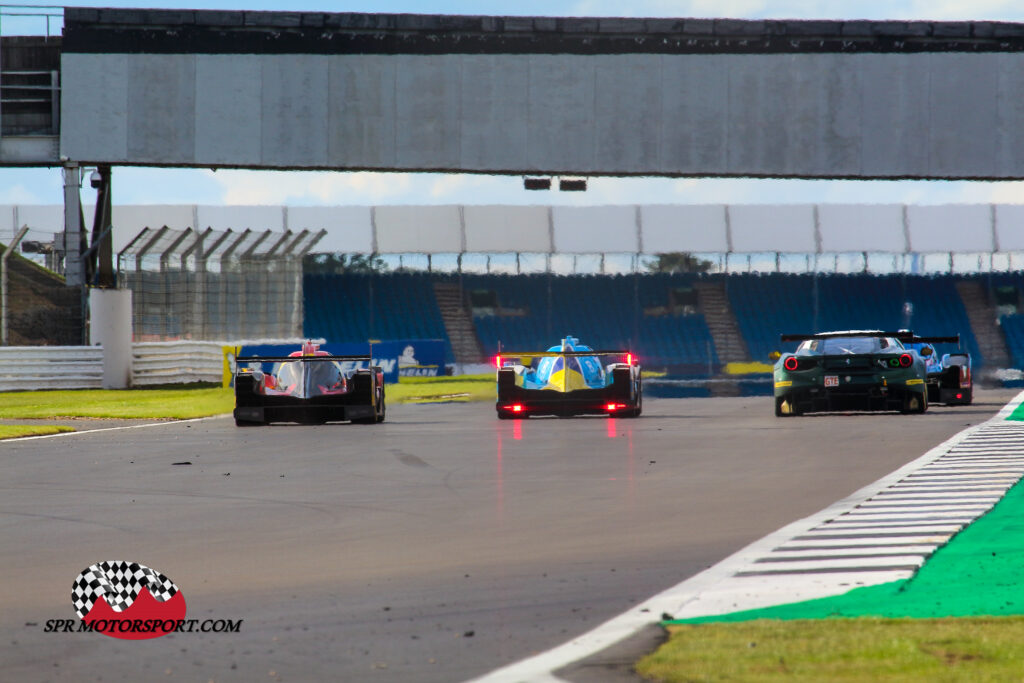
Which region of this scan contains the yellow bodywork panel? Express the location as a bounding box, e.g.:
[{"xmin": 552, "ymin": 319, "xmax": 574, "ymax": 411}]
[{"xmin": 545, "ymin": 367, "xmax": 588, "ymax": 392}]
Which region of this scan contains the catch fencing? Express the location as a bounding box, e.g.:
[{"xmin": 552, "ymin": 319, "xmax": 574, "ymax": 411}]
[{"xmin": 117, "ymin": 226, "xmax": 324, "ymax": 342}]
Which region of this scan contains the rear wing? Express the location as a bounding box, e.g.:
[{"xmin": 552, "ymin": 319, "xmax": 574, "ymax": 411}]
[
  {"xmin": 236, "ymin": 355, "xmax": 371, "ymax": 363},
  {"xmin": 497, "ymin": 350, "xmax": 630, "ymax": 358},
  {"xmin": 235, "ymin": 354, "xmax": 372, "ymax": 372},
  {"xmin": 496, "ymin": 350, "xmax": 636, "ymax": 366},
  {"xmin": 904, "ymin": 335, "xmax": 960, "ymax": 345},
  {"xmin": 781, "ymin": 332, "xmax": 959, "ymax": 345}
]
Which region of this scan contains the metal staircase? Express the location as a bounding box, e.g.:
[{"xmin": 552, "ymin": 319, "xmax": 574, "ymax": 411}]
[
  {"xmin": 955, "ymin": 280, "xmax": 1010, "ymax": 371},
  {"xmin": 433, "ymin": 282, "xmax": 484, "ymax": 364},
  {"xmin": 694, "ymin": 281, "xmax": 749, "ymax": 364},
  {"xmin": 694, "ymin": 281, "xmax": 750, "ymax": 397}
]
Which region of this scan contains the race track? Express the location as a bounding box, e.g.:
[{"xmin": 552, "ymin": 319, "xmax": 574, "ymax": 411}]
[{"xmin": 3, "ymin": 390, "xmax": 1017, "ymax": 682}]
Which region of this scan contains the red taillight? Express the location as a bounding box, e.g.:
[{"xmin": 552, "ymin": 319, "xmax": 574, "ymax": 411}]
[
  {"xmin": 956, "ymin": 393, "xmax": 963, "ymax": 400},
  {"xmin": 783, "ymin": 356, "xmax": 799, "ymax": 371},
  {"xmin": 899, "ymin": 353, "xmax": 913, "ymax": 368},
  {"xmin": 511, "ymin": 404, "xmax": 523, "ymax": 413},
  {"xmin": 626, "ymin": 353, "xmax": 633, "ymax": 366},
  {"xmin": 495, "ymin": 356, "xmax": 501, "ymax": 369},
  {"xmin": 605, "ymin": 403, "xmax": 627, "ymax": 411}
]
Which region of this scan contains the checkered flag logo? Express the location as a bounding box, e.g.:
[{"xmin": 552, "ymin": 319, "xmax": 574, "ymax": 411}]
[{"xmin": 71, "ymin": 561, "xmax": 179, "ymax": 619}]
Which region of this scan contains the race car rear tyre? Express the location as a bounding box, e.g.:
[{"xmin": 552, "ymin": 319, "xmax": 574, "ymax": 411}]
[
  {"xmin": 625, "ymin": 390, "xmax": 642, "ymax": 418},
  {"xmin": 235, "ymin": 419, "xmax": 263, "ymax": 427},
  {"xmin": 902, "ymin": 391, "xmax": 928, "ymax": 414},
  {"xmin": 962, "ymin": 388, "xmax": 973, "ymax": 405},
  {"xmin": 775, "ymin": 396, "xmax": 800, "ymax": 417},
  {"xmin": 375, "ymin": 386, "xmax": 386, "ymax": 423},
  {"xmin": 352, "ymin": 374, "xmax": 385, "ymax": 424}
]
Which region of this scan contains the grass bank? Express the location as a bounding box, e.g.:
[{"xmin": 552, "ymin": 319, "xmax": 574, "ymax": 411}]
[
  {"xmin": 0, "ymin": 386, "xmax": 233, "ymax": 420},
  {"xmin": 639, "ymin": 617, "xmax": 1024, "ymax": 682},
  {"xmin": 641, "ymin": 409, "xmax": 1024, "ymax": 680},
  {"xmin": 389, "ymin": 374, "xmax": 492, "ymax": 404},
  {"xmin": 0, "ymin": 424, "xmax": 75, "ymax": 439},
  {"xmin": 0, "ymin": 375, "xmax": 492, "ymax": 423}
]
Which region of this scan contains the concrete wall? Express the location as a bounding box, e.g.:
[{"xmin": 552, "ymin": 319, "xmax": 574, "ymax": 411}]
[
  {"xmin": 60, "ymin": 51, "xmax": 1024, "ymax": 179},
  {"xmin": 4, "ymin": 203, "xmax": 1023, "ymax": 256}
]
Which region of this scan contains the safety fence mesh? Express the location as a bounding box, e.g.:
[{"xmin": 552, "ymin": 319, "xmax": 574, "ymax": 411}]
[{"xmin": 117, "ymin": 226, "xmax": 324, "ymax": 341}]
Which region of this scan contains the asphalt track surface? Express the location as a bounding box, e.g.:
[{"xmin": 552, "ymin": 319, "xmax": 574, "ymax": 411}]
[{"xmin": 3, "ymin": 389, "xmax": 1017, "ymax": 683}]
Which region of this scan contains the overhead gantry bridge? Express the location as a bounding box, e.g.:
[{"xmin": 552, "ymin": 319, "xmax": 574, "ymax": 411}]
[{"xmin": 2, "ymin": 7, "xmax": 1024, "ymax": 289}]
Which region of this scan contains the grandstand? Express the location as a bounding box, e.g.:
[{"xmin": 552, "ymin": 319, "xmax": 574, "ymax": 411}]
[
  {"xmin": 294, "ymin": 202, "xmax": 1024, "ymax": 380},
  {"xmin": 305, "ymin": 272, "xmax": 718, "ymax": 371},
  {"xmin": 304, "ymin": 272, "xmax": 451, "ymax": 359},
  {"xmin": 303, "ymin": 270, "xmax": 1023, "ymax": 378},
  {"xmin": 7, "ymin": 199, "xmax": 1023, "ymax": 382},
  {"xmin": 729, "ymin": 274, "xmax": 983, "ymax": 365}
]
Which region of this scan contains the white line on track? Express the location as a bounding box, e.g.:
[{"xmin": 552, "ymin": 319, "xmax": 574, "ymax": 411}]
[
  {"xmin": 1, "ymin": 414, "xmax": 228, "ymax": 442},
  {"xmin": 468, "ymin": 391, "xmax": 1024, "ymax": 683}
]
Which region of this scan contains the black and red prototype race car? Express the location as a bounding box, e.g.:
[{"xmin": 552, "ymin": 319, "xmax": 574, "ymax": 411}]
[{"xmin": 233, "ymin": 342, "xmax": 385, "ymax": 426}]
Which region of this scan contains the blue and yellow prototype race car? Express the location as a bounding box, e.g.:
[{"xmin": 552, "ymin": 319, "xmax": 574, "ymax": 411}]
[{"xmin": 495, "ymin": 336, "xmax": 642, "ymax": 418}]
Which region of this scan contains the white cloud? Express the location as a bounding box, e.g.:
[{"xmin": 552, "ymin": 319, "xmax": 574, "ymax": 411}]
[
  {"xmin": 902, "ymin": 0, "xmax": 1024, "ymax": 21},
  {"xmin": 212, "ymin": 170, "xmax": 418, "ymax": 205},
  {"xmin": 566, "ymin": 0, "xmax": 1024, "ymax": 20},
  {"xmin": 0, "ymin": 183, "xmax": 45, "ymax": 204}
]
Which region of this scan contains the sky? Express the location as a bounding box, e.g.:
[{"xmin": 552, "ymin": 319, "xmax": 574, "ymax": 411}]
[{"xmin": 3, "ymin": 0, "xmax": 1024, "ymax": 208}]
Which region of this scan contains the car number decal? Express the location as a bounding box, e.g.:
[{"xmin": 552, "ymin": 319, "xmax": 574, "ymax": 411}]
[{"xmin": 824, "ymin": 375, "xmax": 839, "ymax": 387}]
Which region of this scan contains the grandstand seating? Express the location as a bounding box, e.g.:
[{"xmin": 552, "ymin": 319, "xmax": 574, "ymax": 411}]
[
  {"xmin": 304, "ymin": 271, "xmax": 1015, "ymax": 373},
  {"xmin": 1002, "ymin": 315, "xmax": 1024, "ymax": 368},
  {"xmin": 462, "ymin": 273, "xmax": 717, "ymax": 370},
  {"xmin": 984, "ymin": 273, "xmax": 1024, "ymax": 369},
  {"xmin": 727, "ymin": 273, "xmax": 983, "ymax": 365},
  {"xmin": 304, "ymin": 272, "xmax": 718, "ymax": 369},
  {"xmin": 303, "ymin": 272, "xmax": 453, "ymax": 360}
]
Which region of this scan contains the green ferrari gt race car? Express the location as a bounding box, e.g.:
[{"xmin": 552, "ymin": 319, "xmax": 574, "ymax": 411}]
[{"xmin": 772, "ymin": 330, "xmax": 951, "ymax": 416}]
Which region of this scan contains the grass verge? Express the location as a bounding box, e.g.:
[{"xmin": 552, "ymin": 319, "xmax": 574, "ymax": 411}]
[
  {"xmin": 0, "ymin": 386, "xmax": 234, "ymax": 419},
  {"xmin": 0, "ymin": 377, "xmax": 492, "ymax": 418},
  {"xmin": 642, "ymin": 417, "xmax": 1024, "ymax": 681},
  {"xmin": 389, "ymin": 374, "xmax": 492, "ymax": 404},
  {"xmin": 638, "ymin": 617, "xmax": 1024, "ymax": 682},
  {"xmin": 0, "ymin": 424, "xmax": 75, "ymax": 439}
]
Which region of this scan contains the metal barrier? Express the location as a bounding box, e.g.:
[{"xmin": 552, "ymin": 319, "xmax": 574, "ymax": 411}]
[
  {"xmin": 0, "ymin": 341, "xmax": 226, "ymax": 391},
  {"xmin": 1, "ymin": 5, "xmax": 63, "ymax": 141},
  {"xmin": 0, "ymin": 5, "xmax": 63, "ymax": 38},
  {"xmin": 0, "ymin": 345, "xmax": 103, "ymax": 390},
  {"xmin": 132, "ymin": 341, "xmax": 224, "ymax": 386}
]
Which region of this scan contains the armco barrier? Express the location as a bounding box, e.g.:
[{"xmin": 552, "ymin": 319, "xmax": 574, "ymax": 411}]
[
  {"xmin": 0, "ymin": 346, "xmax": 104, "ymax": 391},
  {"xmin": 132, "ymin": 341, "xmax": 224, "ymax": 386},
  {"xmin": 0, "ymin": 342, "xmax": 226, "ymax": 391}
]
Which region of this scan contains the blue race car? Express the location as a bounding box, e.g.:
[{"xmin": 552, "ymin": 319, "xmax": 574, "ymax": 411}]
[
  {"xmin": 495, "ymin": 336, "xmax": 641, "ymax": 418},
  {"xmin": 902, "ymin": 333, "xmax": 972, "ymax": 405}
]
